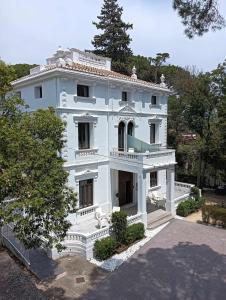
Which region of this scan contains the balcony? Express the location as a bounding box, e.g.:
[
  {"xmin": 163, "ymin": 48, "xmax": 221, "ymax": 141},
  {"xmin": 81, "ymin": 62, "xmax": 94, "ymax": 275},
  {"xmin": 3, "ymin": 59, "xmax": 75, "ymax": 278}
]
[{"xmin": 110, "ymin": 135, "xmax": 176, "ymax": 171}]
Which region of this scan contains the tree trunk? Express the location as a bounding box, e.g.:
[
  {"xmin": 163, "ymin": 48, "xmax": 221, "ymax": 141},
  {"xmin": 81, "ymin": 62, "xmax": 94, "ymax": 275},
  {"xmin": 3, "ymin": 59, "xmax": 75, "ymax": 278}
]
[{"xmin": 197, "ymin": 151, "xmax": 202, "ymax": 187}]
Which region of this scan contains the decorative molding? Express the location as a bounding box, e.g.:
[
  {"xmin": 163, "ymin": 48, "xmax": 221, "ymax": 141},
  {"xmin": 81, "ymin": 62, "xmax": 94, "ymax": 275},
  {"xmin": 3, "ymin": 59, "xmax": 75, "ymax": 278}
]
[
  {"xmin": 73, "ymin": 113, "xmax": 98, "ymax": 126},
  {"xmin": 148, "ymin": 116, "xmax": 163, "ymax": 124},
  {"xmin": 74, "ymin": 170, "xmax": 98, "ymax": 182},
  {"xmin": 149, "ymin": 104, "xmax": 162, "ymax": 109},
  {"xmin": 74, "ymin": 95, "xmax": 96, "ymax": 104},
  {"xmin": 118, "ymin": 105, "xmax": 137, "ymax": 115}
]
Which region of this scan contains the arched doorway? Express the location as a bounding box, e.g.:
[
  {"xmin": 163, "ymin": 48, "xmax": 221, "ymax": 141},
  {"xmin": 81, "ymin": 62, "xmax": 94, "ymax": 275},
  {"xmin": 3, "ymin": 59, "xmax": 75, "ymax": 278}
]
[{"xmin": 118, "ymin": 121, "xmax": 125, "ymax": 151}]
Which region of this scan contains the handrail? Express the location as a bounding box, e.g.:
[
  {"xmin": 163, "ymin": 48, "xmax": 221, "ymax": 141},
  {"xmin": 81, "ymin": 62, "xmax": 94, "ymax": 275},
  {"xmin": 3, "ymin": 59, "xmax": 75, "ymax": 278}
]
[{"xmin": 1, "ymin": 225, "xmax": 31, "ymax": 266}]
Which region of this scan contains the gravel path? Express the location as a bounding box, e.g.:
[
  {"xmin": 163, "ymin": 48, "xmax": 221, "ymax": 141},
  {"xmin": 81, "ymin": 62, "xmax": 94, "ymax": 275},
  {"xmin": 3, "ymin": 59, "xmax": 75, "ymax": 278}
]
[{"xmin": 81, "ymin": 219, "xmax": 226, "ymax": 300}]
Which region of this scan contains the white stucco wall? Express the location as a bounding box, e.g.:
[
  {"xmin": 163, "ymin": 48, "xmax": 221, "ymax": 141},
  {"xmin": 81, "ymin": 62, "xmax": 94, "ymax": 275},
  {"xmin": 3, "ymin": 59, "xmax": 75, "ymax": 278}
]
[{"xmin": 13, "ymin": 70, "xmax": 172, "ymax": 218}]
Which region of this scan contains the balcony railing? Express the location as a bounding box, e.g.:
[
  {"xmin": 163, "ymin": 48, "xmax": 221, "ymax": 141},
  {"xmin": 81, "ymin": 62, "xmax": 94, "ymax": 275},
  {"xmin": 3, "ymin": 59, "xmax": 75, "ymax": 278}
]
[
  {"xmin": 110, "ymin": 148, "xmax": 175, "ymax": 166},
  {"xmin": 127, "ymin": 135, "xmax": 161, "ymax": 153},
  {"xmin": 75, "ymin": 148, "xmax": 98, "ymax": 158}
]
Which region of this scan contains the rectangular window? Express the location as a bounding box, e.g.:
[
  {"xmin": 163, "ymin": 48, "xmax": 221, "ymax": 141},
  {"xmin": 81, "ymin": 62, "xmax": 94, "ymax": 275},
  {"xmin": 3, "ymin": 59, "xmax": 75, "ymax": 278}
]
[
  {"xmin": 151, "ymin": 95, "xmax": 157, "ymax": 105},
  {"xmin": 150, "ymin": 171, "xmax": 158, "ymax": 187},
  {"xmin": 150, "ymin": 124, "xmax": 156, "ymax": 144},
  {"xmin": 34, "ymin": 86, "xmax": 42, "ymax": 99},
  {"xmin": 77, "ymin": 84, "xmax": 89, "ymax": 97},
  {"xmin": 79, "ymin": 179, "xmax": 93, "ymax": 208},
  {"xmin": 78, "ymin": 123, "xmax": 90, "ymax": 149},
  {"xmin": 122, "ymin": 91, "xmax": 128, "ymax": 102}
]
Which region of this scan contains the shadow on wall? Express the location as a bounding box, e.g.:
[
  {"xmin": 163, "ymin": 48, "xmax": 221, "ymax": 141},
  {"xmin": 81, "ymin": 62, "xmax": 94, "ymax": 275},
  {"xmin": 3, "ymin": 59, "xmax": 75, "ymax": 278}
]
[{"xmin": 80, "ymin": 242, "xmax": 226, "ymax": 300}]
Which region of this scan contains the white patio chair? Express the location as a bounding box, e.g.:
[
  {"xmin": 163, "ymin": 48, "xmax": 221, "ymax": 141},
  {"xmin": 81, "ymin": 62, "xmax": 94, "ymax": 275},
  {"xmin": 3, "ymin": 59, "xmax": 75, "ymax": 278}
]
[
  {"xmin": 95, "ymin": 207, "xmax": 110, "ymax": 228},
  {"xmin": 149, "ymin": 191, "xmax": 166, "ymax": 209},
  {"xmin": 112, "ymin": 206, "xmax": 120, "ymax": 213}
]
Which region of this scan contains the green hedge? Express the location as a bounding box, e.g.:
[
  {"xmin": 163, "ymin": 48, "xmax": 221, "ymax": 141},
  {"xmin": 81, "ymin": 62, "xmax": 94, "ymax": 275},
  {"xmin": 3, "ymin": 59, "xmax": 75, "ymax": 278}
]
[
  {"xmin": 202, "ymin": 205, "xmax": 226, "ymax": 227},
  {"xmin": 111, "ymin": 211, "xmax": 127, "ymax": 244},
  {"xmin": 93, "ymin": 237, "xmax": 117, "ymax": 261},
  {"xmin": 176, "ymin": 197, "xmax": 204, "ymax": 217},
  {"xmin": 191, "ymin": 186, "xmax": 200, "ymax": 200},
  {"xmin": 126, "ymin": 223, "xmax": 145, "ymax": 245}
]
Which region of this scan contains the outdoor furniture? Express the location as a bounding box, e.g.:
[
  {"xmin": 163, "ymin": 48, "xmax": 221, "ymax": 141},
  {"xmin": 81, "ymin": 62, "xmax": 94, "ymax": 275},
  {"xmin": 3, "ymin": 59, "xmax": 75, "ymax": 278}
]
[
  {"xmin": 149, "ymin": 191, "xmax": 166, "ymax": 209},
  {"xmin": 112, "ymin": 206, "xmax": 120, "ymax": 213},
  {"xmin": 95, "ymin": 207, "xmax": 110, "ymax": 228}
]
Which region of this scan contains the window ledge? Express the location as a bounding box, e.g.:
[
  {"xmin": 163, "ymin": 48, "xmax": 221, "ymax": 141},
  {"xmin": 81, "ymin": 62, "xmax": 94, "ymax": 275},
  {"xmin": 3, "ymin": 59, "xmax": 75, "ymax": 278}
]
[
  {"xmin": 148, "ymin": 185, "xmax": 161, "ymax": 192},
  {"xmin": 74, "ymin": 95, "xmax": 96, "ymax": 104},
  {"xmin": 119, "ymin": 100, "xmax": 135, "ymax": 106},
  {"xmin": 149, "ymin": 104, "xmax": 162, "ymax": 109},
  {"xmin": 75, "ymin": 148, "xmax": 98, "ymax": 157}
]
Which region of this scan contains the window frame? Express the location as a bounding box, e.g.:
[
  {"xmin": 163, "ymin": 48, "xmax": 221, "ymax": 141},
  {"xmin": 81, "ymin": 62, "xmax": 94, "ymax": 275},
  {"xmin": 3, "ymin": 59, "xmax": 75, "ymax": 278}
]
[
  {"xmin": 79, "ymin": 179, "xmax": 94, "ymax": 209},
  {"xmin": 150, "ymin": 123, "xmax": 156, "ymax": 144},
  {"xmin": 34, "ymin": 86, "xmax": 43, "ymax": 99},
  {"xmin": 151, "ymin": 95, "xmax": 157, "ymax": 105},
  {"xmin": 77, "ymin": 84, "xmax": 89, "ymax": 98},
  {"xmin": 78, "ymin": 122, "xmax": 90, "ymax": 150},
  {"xmin": 122, "ymin": 91, "xmax": 128, "ymax": 102},
  {"xmin": 150, "ymin": 171, "xmax": 158, "ymax": 188}
]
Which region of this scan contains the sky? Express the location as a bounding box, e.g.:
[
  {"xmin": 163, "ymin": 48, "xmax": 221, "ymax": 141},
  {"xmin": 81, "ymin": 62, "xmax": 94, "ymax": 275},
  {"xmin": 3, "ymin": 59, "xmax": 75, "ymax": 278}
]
[{"xmin": 1, "ymin": 0, "xmax": 226, "ymax": 72}]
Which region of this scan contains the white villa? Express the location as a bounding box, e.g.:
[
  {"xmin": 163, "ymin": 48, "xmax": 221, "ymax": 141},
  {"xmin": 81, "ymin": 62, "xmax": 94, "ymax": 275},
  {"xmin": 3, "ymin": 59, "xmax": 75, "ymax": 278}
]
[{"xmin": 10, "ymin": 47, "xmax": 193, "ymax": 260}]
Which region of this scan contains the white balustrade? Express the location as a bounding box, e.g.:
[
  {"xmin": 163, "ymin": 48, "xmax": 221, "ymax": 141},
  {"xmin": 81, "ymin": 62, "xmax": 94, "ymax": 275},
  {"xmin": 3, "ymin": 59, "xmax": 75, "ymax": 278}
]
[
  {"xmin": 110, "ymin": 149, "xmax": 175, "ymax": 167},
  {"xmin": 75, "ymin": 148, "xmax": 98, "ymax": 158},
  {"xmin": 76, "ymin": 205, "xmax": 98, "ymax": 218},
  {"xmin": 127, "ymin": 213, "xmax": 142, "ymax": 225}
]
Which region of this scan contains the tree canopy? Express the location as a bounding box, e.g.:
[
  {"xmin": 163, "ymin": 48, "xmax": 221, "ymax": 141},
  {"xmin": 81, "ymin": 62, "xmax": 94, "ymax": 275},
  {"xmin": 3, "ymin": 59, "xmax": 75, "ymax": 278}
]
[
  {"xmin": 173, "ymin": 0, "xmax": 225, "ymax": 38},
  {"xmin": 92, "ymin": 0, "xmax": 133, "ymax": 73},
  {"xmin": 0, "ymin": 97, "xmax": 77, "ymax": 251}
]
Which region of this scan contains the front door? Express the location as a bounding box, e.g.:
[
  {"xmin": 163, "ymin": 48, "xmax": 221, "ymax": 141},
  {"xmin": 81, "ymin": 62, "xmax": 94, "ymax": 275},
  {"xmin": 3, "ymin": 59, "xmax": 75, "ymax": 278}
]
[{"xmin": 118, "ymin": 171, "xmax": 133, "ymax": 206}]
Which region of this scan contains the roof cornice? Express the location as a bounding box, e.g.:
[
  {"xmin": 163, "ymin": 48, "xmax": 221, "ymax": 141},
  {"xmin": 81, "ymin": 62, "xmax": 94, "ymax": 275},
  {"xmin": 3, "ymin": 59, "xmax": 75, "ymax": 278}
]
[{"xmin": 11, "ymin": 67, "xmax": 173, "ymax": 95}]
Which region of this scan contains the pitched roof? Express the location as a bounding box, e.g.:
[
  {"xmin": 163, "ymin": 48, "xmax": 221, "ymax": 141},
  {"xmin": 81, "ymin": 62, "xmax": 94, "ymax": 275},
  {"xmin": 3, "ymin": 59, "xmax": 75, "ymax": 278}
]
[{"xmin": 12, "ymin": 62, "xmax": 171, "ymax": 92}]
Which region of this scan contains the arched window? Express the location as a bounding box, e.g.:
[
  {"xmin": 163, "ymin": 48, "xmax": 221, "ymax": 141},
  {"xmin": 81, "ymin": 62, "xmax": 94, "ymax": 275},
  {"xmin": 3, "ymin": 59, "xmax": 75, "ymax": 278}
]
[
  {"xmin": 118, "ymin": 121, "xmax": 125, "ymax": 151},
  {"xmin": 127, "ymin": 121, "xmax": 134, "ymax": 136}
]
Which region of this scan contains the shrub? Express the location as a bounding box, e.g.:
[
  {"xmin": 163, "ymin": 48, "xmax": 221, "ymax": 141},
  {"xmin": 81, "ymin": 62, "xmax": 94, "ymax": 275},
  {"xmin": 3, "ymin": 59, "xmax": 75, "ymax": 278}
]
[
  {"xmin": 202, "ymin": 205, "xmax": 226, "ymax": 227},
  {"xmin": 191, "ymin": 186, "xmax": 200, "ymax": 200},
  {"xmin": 126, "ymin": 223, "xmax": 145, "ymax": 245},
  {"xmin": 176, "ymin": 197, "xmax": 204, "ymax": 217},
  {"xmin": 111, "ymin": 211, "xmax": 127, "ymax": 244},
  {"xmin": 93, "ymin": 237, "xmax": 117, "ymax": 261},
  {"xmin": 176, "ymin": 199, "xmax": 195, "ymax": 217}
]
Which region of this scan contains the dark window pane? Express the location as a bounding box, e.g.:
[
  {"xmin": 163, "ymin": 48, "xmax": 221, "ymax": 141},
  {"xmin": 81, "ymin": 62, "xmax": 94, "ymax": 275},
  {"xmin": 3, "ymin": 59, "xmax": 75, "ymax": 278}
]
[
  {"xmin": 78, "ymin": 123, "xmax": 90, "ymax": 149},
  {"xmin": 118, "ymin": 122, "xmax": 125, "ymax": 151},
  {"xmin": 127, "ymin": 122, "xmax": 133, "ymax": 136},
  {"xmin": 77, "ymin": 85, "xmax": 89, "ymax": 97},
  {"xmin": 150, "ymin": 124, "xmax": 156, "ymax": 144},
  {"xmin": 34, "ymin": 86, "xmax": 42, "ymax": 99},
  {"xmin": 122, "ymin": 91, "xmax": 127, "ymax": 102},
  {"xmin": 151, "ymin": 95, "xmax": 157, "ymax": 105},
  {"xmin": 150, "ymin": 171, "xmax": 157, "ymax": 187},
  {"xmin": 79, "ymin": 179, "xmax": 93, "ymax": 208}
]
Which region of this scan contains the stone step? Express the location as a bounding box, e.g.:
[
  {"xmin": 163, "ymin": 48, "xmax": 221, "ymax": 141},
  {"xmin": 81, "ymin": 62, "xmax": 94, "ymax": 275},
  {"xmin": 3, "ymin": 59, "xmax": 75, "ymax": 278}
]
[
  {"xmin": 147, "ymin": 214, "xmax": 174, "ymax": 230},
  {"xmin": 148, "ymin": 210, "xmax": 171, "ymax": 223}
]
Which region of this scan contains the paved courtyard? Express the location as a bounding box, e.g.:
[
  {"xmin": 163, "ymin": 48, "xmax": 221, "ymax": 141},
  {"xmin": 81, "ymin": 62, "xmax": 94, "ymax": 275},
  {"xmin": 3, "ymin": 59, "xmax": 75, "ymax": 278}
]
[
  {"xmin": 1, "ymin": 219, "xmax": 226, "ymax": 299},
  {"xmin": 81, "ymin": 220, "xmax": 226, "ymax": 300}
]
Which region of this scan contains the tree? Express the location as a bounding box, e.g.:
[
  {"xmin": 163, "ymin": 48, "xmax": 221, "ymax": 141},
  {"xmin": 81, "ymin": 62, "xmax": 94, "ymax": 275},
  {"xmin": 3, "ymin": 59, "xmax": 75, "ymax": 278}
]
[
  {"xmin": 0, "ymin": 97, "xmax": 77, "ymax": 251},
  {"xmin": 92, "ymin": 0, "xmax": 133, "ymax": 73},
  {"xmin": 12, "ymin": 64, "xmax": 37, "ymax": 79},
  {"xmin": 0, "ymin": 60, "xmax": 16, "ymax": 102},
  {"xmin": 173, "ymin": 0, "xmax": 225, "ymax": 38},
  {"xmin": 148, "ymin": 53, "xmax": 170, "ymax": 83}
]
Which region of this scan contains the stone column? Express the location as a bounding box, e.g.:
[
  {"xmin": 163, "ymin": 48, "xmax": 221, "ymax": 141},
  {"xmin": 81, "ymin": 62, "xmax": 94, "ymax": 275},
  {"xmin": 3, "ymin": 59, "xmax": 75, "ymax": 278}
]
[
  {"xmin": 137, "ymin": 171, "xmax": 147, "ymax": 227},
  {"xmin": 166, "ymin": 166, "xmax": 175, "ymax": 215}
]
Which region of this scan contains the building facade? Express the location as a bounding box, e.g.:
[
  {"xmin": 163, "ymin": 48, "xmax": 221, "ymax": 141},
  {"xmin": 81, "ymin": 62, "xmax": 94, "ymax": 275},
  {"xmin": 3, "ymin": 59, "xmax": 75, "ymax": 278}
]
[{"xmin": 11, "ymin": 47, "xmax": 192, "ymax": 259}]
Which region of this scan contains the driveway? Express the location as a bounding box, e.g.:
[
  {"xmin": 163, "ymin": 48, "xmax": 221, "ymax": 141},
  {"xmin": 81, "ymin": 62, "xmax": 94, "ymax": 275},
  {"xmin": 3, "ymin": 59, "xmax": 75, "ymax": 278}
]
[
  {"xmin": 81, "ymin": 220, "xmax": 226, "ymax": 300},
  {"xmin": 0, "ymin": 246, "xmax": 46, "ymax": 300}
]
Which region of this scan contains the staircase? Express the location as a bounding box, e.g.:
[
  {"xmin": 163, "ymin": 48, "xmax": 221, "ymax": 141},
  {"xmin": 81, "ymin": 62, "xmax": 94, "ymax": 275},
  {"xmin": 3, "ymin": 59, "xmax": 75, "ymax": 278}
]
[{"xmin": 147, "ymin": 209, "xmax": 174, "ymax": 229}]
